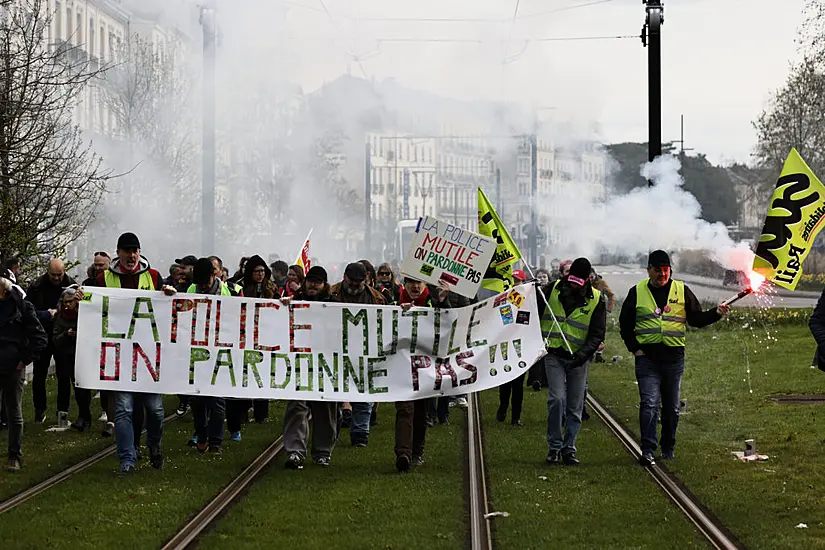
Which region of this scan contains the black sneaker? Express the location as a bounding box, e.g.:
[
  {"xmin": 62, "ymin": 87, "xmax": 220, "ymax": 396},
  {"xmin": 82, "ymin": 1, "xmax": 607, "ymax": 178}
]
[
  {"xmin": 562, "ymin": 452, "xmax": 580, "ymax": 466},
  {"xmin": 119, "ymin": 463, "xmax": 135, "ymax": 475},
  {"xmin": 71, "ymin": 418, "xmax": 91, "ymax": 432},
  {"xmin": 149, "ymin": 445, "xmax": 163, "ymax": 469},
  {"xmin": 396, "ymin": 454, "xmax": 411, "ymax": 473},
  {"xmin": 175, "ymin": 403, "xmax": 188, "ymax": 418},
  {"xmin": 314, "ymin": 457, "xmax": 331, "ymax": 467},
  {"xmin": 7, "ymin": 457, "xmax": 21, "ymax": 473},
  {"xmin": 496, "ymin": 409, "xmax": 506, "ymax": 422},
  {"xmin": 411, "ymin": 455, "xmax": 424, "ymax": 466},
  {"xmin": 102, "ymin": 422, "xmax": 114, "ymax": 438},
  {"xmin": 545, "ymin": 450, "xmax": 561, "ymax": 464},
  {"xmin": 285, "ymin": 452, "xmax": 304, "ymax": 470},
  {"xmin": 511, "ymin": 419, "xmax": 523, "ymax": 427},
  {"xmin": 531, "ymin": 380, "xmax": 542, "ymax": 392},
  {"xmin": 341, "ymin": 409, "xmax": 352, "ymax": 429},
  {"xmin": 581, "ymin": 408, "xmax": 591, "ymax": 422},
  {"xmin": 639, "ymin": 453, "xmax": 656, "ymax": 467},
  {"xmin": 660, "ymin": 450, "xmax": 675, "ymax": 460},
  {"xmin": 34, "ymin": 409, "xmax": 46, "ymax": 424},
  {"xmin": 208, "ymin": 445, "xmax": 222, "ymax": 455}
]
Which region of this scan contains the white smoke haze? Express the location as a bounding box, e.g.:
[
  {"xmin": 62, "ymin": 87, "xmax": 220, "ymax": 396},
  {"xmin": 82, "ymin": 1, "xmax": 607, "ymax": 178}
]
[
  {"xmin": 73, "ymin": 0, "xmax": 754, "ymax": 278},
  {"xmin": 550, "ymin": 155, "xmax": 753, "ymax": 271}
]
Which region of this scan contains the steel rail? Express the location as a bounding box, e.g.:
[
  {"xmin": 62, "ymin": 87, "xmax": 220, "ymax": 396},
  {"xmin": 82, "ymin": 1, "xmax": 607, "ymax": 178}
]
[
  {"xmin": 161, "ymin": 436, "xmax": 285, "ymax": 550},
  {"xmin": 587, "ymin": 393, "xmax": 744, "ymax": 550},
  {"xmin": 0, "ymin": 412, "xmax": 178, "ymax": 515},
  {"xmin": 467, "ymin": 393, "xmax": 493, "ymax": 550}
]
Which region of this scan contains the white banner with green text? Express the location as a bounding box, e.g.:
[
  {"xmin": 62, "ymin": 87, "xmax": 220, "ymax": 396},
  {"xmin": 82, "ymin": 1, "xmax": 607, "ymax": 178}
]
[{"xmin": 75, "ymin": 284, "xmax": 545, "ymax": 401}]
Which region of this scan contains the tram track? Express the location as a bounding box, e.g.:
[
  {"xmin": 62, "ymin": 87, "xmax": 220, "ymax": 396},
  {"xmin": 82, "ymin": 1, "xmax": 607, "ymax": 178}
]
[
  {"xmin": 0, "ymin": 412, "xmax": 179, "ymax": 515},
  {"xmin": 587, "ymin": 393, "xmax": 745, "ymax": 550},
  {"xmin": 161, "ymin": 436, "xmax": 285, "ymax": 550},
  {"xmin": 466, "ymin": 393, "xmax": 493, "ymax": 550}
]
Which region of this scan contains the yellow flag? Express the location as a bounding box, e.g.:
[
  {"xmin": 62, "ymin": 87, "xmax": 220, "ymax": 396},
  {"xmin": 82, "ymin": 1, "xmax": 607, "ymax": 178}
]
[
  {"xmin": 478, "ymin": 188, "xmax": 523, "ymax": 292},
  {"xmin": 753, "ymin": 148, "xmax": 825, "ymax": 290}
]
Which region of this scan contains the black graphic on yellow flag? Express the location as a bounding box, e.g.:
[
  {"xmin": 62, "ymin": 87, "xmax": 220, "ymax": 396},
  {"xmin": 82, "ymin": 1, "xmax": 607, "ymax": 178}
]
[
  {"xmin": 753, "ymin": 148, "xmax": 825, "ymax": 290},
  {"xmin": 478, "ymin": 188, "xmax": 523, "ymax": 292}
]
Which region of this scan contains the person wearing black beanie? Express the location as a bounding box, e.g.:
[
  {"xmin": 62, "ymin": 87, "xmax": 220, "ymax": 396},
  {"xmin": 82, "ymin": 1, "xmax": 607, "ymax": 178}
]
[
  {"xmin": 619, "ymin": 250, "xmax": 730, "ymax": 467},
  {"xmin": 538, "ymin": 256, "xmax": 606, "ymax": 466}
]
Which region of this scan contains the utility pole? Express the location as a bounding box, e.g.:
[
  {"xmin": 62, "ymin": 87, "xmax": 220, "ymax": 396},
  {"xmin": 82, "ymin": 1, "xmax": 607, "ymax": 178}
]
[
  {"xmin": 529, "ymin": 133, "xmax": 538, "ymax": 267},
  {"xmin": 642, "ymin": 0, "xmax": 664, "ymax": 186},
  {"xmin": 365, "ymin": 141, "xmax": 372, "ymax": 255},
  {"xmin": 200, "ymin": 1, "xmax": 217, "ymax": 254}
]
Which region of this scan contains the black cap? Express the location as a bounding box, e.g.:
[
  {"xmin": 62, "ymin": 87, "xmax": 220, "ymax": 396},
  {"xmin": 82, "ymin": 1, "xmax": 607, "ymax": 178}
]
[
  {"xmin": 175, "ymin": 255, "xmax": 198, "ymax": 266},
  {"xmin": 192, "ymin": 257, "xmax": 214, "ymax": 285},
  {"xmin": 569, "ymin": 258, "xmax": 592, "ymax": 280},
  {"xmin": 344, "ymin": 262, "xmax": 367, "ymax": 282},
  {"xmin": 647, "ymin": 250, "xmax": 671, "ymax": 267},
  {"xmin": 305, "ymin": 266, "xmax": 328, "ymax": 283},
  {"xmin": 117, "ymin": 232, "xmax": 141, "ymax": 250}
]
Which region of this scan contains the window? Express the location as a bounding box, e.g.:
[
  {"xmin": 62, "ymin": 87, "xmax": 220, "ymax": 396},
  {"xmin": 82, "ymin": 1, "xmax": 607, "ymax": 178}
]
[
  {"xmin": 76, "ymin": 13, "xmax": 82, "ymax": 45},
  {"xmin": 55, "ymin": 1, "xmax": 61, "ymax": 40},
  {"xmin": 66, "ymin": 7, "xmax": 71, "ymax": 44},
  {"xmin": 100, "ymin": 25, "xmax": 105, "ymax": 60},
  {"xmin": 414, "ymin": 206, "xmax": 418, "ymax": 218},
  {"xmin": 89, "ymin": 18, "xmax": 95, "ymax": 56}
]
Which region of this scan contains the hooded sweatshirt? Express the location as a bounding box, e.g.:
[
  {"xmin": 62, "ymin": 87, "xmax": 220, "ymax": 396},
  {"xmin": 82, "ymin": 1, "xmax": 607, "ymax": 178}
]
[
  {"xmin": 242, "ymin": 255, "xmax": 279, "ymax": 299},
  {"xmin": 93, "ymin": 257, "xmax": 162, "ymax": 290}
]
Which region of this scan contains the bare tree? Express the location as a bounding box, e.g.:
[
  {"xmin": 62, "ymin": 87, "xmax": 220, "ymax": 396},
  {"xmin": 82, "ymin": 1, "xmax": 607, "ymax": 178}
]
[
  {"xmin": 752, "ymin": 57, "xmax": 825, "ymax": 179},
  {"xmin": 0, "ymin": 0, "xmax": 113, "ymax": 263},
  {"xmin": 94, "ymin": 33, "xmax": 199, "ymax": 253}
]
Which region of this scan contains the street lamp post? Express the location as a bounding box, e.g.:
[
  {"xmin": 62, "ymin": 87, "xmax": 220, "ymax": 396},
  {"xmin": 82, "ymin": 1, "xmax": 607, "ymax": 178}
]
[
  {"xmin": 200, "ymin": 1, "xmax": 217, "ymax": 254},
  {"xmin": 643, "ymin": 0, "xmax": 664, "ymax": 186}
]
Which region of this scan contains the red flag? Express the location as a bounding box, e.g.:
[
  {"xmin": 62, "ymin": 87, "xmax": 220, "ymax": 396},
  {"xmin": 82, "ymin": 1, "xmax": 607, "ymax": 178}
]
[{"xmin": 294, "ymin": 229, "xmax": 313, "ymax": 274}]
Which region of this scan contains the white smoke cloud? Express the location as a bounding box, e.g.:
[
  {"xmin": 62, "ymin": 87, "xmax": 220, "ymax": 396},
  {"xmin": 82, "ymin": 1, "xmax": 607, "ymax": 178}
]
[{"xmin": 549, "ymin": 154, "xmax": 754, "ymax": 271}]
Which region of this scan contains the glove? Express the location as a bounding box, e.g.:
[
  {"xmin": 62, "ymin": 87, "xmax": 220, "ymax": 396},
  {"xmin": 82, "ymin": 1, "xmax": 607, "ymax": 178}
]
[{"xmin": 570, "ymin": 351, "xmax": 589, "ymax": 367}]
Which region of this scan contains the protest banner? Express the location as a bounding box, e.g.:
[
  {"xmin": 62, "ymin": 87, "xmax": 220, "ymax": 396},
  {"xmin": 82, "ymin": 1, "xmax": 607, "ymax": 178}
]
[
  {"xmin": 753, "ymin": 148, "xmax": 825, "ymax": 290},
  {"xmin": 399, "ymin": 215, "xmax": 496, "ymax": 299},
  {"xmin": 75, "ymin": 284, "xmax": 545, "ymax": 402}
]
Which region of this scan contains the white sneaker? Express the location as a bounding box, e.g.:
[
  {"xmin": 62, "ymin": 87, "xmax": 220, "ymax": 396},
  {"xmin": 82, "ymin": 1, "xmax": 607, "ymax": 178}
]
[
  {"xmin": 98, "ymin": 411, "xmax": 108, "ymax": 422},
  {"xmin": 456, "ymin": 397, "xmax": 468, "ymax": 409},
  {"xmin": 47, "ymin": 411, "xmax": 71, "ymax": 432}
]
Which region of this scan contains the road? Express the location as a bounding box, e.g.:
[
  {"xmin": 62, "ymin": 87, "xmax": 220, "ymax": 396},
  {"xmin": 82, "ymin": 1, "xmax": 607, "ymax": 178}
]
[{"xmin": 594, "ymin": 266, "xmax": 820, "ymax": 309}]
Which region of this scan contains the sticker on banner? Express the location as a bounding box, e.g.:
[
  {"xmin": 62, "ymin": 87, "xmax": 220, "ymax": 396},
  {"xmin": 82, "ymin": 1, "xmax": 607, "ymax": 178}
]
[
  {"xmin": 494, "ymin": 293, "xmax": 508, "ymax": 307},
  {"xmin": 420, "ymin": 264, "xmax": 434, "ymax": 277},
  {"xmin": 516, "ymin": 311, "xmax": 530, "ymax": 325},
  {"xmin": 507, "ymin": 291, "xmax": 525, "ymax": 308},
  {"xmin": 499, "ymin": 304, "xmax": 514, "ymax": 325}
]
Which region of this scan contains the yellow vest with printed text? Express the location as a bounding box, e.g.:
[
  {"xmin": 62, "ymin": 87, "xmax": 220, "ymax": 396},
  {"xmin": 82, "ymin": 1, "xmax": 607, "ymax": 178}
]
[
  {"xmin": 544, "ymin": 284, "xmax": 601, "ymax": 353},
  {"xmin": 634, "ymin": 279, "xmax": 687, "ymax": 347}
]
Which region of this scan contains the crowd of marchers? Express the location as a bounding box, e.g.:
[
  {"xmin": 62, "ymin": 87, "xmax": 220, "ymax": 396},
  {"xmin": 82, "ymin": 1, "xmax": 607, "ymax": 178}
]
[{"xmin": 0, "ymin": 231, "xmax": 733, "ymax": 475}]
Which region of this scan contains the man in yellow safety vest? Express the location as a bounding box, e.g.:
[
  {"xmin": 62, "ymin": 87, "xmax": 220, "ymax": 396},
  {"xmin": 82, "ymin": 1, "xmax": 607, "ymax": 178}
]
[
  {"xmin": 619, "ymin": 250, "xmax": 730, "ymax": 466},
  {"xmin": 540, "ymin": 257, "xmax": 606, "ymax": 466}
]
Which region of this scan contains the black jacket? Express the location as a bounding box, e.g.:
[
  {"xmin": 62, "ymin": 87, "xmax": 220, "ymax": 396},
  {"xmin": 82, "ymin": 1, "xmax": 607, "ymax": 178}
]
[
  {"xmin": 809, "ymin": 288, "xmax": 825, "ymax": 371},
  {"xmin": 0, "ymin": 286, "xmax": 48, "ymax": 374},
  {"xmin": 538, "ymin": 280, "xmax": 607, "ymax": 366},
  {"xmin": 26, "ymin": 273, "xmax": 76, "ymax": 336},
  {"xmin": 619, "ymin": 279, "xmax": 721, "ymax": 362}
]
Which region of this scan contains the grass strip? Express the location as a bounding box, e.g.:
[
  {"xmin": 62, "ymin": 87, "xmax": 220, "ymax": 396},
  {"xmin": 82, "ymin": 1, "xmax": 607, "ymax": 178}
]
[
  {"xmin": 0, "ymin": 380, "xmax": 180, "ymax": 502},
  {"xmin": 481, "ymin": 388, "xmax": 709, "ymax": 549},
  {"xmin": 590, "ymin": 324, "xmax": 825, "ymax": 549},
  {"xmin": 0, "ymin": 402, "xmax": 284, "ymax": 550},
  {"xmin": 200, "ymin": 403, "xmax": 467, "ymax": 550}
]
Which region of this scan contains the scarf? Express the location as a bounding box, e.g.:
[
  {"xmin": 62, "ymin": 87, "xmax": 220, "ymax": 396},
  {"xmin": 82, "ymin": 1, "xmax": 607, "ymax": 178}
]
[{"xmin": 399, "ymin": 286, "xmax": 430, "ymax": 306}]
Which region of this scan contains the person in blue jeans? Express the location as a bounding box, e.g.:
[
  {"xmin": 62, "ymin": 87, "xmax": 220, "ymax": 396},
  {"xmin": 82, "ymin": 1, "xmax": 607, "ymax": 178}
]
[
  {"xmin": 81, "ymin": 232, "xmax": 177, "ymax": 473},
  {"xmin": 619, "ymin": 250, "xmax": 729, "ymax": 467},
  {"xmin": 539, "ymin": 258, "xmax": 606, "ymax": 466}
]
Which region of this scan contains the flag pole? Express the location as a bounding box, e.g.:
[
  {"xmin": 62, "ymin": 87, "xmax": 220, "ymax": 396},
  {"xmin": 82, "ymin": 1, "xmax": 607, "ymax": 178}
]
[{"xmin": 523, "ymin": 258, "xmax": 574, "ymax": 355}]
